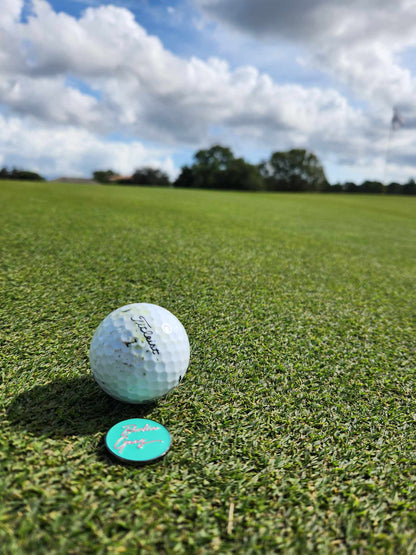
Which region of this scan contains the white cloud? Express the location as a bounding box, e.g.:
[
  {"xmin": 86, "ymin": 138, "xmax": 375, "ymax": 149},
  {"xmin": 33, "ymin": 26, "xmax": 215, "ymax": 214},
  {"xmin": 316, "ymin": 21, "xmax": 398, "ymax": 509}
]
[
  {"xmin": 0, "ymin": 75, "xmax": 101, "ymax": 126},
  {"xmin": 1, "ymin": 0, "xmax": 24, "ymax": 28},
  {"xmin": 197, "ymin": 0, "xmax": 416, "ymax": 110},
  {"xmin": 0, "ymin": 115, "xmax": 176, "ymax": 178},
  {"xmin": 1, "ymin": 2, "xmax": 364, "ymax": 140}
]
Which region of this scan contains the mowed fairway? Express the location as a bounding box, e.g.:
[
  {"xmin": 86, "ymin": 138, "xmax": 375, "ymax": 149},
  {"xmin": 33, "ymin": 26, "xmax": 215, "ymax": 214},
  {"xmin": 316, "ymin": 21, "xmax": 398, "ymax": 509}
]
[{"xmin": 1, "ymin": 180, "xmax": 415, "ymax": 553}]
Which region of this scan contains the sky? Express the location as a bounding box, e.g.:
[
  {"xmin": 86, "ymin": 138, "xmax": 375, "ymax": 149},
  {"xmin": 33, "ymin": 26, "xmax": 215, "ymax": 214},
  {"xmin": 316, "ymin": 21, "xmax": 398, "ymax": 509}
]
[{"xmin": 1, "ymin": 0, "xmax": 416, "ymax": 182}]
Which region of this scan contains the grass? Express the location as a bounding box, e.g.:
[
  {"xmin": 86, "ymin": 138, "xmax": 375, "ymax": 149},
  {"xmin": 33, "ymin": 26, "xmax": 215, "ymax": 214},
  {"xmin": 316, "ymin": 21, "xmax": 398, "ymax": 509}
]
[{"xmin": 0, "ymin": 180, "xmax": 415, "ymax": 553}]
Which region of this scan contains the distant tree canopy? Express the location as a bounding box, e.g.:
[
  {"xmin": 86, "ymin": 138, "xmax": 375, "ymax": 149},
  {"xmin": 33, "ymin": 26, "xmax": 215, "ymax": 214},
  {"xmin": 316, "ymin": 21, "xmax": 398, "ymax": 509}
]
[
  {"xmin": 129, "ymin": 167, "xmax": 171, "ymax": 187},
  {"xmin": 90, "ymin": 147, "xmax": 416, "ymax": 194},
  {"xmin": 0, "ymin": 167, "xmax": 44, "ymax": 181},
  {"xmin": 93, "ymin": 167, "xmax": 171, "ymax": 186},
  {"xmin": 175, "ymin": 145, "xmax": 264, "ymax": 191},
  {"xmin": 401, "ymin": 178, "xmax": 416, "ymax": 195},
  {"xmin": 175, "ymin": 146, "xmax": 329, "ymax": 192},
  {"xmin": 335, "ymin": 180, "xmax": 384, "ymax": 194},
  {"xmin": 2, "ymin": 145, "xmax": 416, "ymax": 194},
  {"xmin": 260, "ymin": 149, "xmax": 329, "ymax": 192},
  {"xmin": 330, "ymin": 179, "xmax": 416, "ymax": 195},
  {"xmin": 93, "ymin": 170, "xmax": 116, "ymax": 183}
]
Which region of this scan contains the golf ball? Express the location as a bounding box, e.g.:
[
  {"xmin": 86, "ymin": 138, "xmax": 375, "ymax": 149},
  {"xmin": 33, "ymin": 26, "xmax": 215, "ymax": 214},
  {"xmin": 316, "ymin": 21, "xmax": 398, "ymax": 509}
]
[{"xmin": 89, "ymin": 303, "xmax": 190, "ymax": 403}]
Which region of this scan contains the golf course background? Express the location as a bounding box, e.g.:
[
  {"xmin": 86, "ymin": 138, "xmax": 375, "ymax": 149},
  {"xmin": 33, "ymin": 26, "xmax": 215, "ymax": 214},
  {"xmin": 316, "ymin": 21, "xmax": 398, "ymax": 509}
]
[{"xmin": 1, "ymin": 180, "xmax": 415, "ymax": 553}]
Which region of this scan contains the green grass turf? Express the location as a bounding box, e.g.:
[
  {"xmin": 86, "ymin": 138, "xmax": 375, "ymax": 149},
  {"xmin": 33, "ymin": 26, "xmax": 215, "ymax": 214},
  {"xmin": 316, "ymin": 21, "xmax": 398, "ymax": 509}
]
[{"xmin": 1, "ymin": 180, "xmax": 415, "ymax": 553}]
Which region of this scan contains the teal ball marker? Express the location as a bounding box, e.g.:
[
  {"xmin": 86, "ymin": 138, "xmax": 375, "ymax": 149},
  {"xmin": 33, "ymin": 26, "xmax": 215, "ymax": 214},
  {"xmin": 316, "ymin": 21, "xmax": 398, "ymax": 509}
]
[{"xmin": 105, "ymin": 418, "xmax": 171, "ymax": 463}]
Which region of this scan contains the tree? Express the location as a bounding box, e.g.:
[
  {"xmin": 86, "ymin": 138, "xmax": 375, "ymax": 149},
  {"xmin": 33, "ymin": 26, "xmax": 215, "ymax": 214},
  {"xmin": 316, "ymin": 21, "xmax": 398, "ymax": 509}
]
[
  {"xmin": 402, "ymin": 178, "xmax": 416, "ymax": 195},
  {"xmin": 343, "ymin": 182, "xmax": 359, "ymax": 193},
  {"xmin": 327, "ymin": 182, "xmax": 343, "ymax": 192},
  {"xmin": 93, "ymin": 170, "xmax": 116, "ymax": 183},
  {"xmin": 194, "ymin": 145, "xmax": 234, "ymax": 171},
  {"xmin": 0, "ymin": 167, "xmax": 44, "ymax": 181},
  {"xmin": 192, "ymin": 145, "xmax": 235, "ymax": 189},
  {"xmin": 386, "ymin": 182, "xmax": 402, "ymax": 194},
  {"xmin": 174, "ymin": 166, "xmax": 195, "ymax": 188},
  {"xmin": 223, "ymin": 158, "xmax": 264, "ymax": 191},
  {"xmin": 174, "ymin": 145, "xmax": 264, "ymax": 191},
  {"xmin": 129, "ymin": 167, "xmax": 170, "ymax": 186},
  {"xmin": 264, "ymin": 149, "xmax": 328, "ymax": 192},
  {"xmin": 14, "ymin": 170, "xmax": 45, "ymax": 181},
  {"xmin": 360, "ymin": 180, "xmax": 384, "ymax": 194}
]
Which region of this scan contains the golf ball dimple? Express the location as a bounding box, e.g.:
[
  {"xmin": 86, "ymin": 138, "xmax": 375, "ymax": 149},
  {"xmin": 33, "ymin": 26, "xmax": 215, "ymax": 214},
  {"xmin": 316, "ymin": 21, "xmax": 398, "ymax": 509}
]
[{"xmin": 89, "ymin": 303, "xmax": 190, "ymax": 403}]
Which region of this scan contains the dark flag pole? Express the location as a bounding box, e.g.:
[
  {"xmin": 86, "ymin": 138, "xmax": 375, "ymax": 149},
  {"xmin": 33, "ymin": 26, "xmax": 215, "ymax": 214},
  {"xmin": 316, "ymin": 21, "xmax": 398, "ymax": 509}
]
[{"xmin": 383, "ymin": 108, "xmax": 404, "ymax": 185}]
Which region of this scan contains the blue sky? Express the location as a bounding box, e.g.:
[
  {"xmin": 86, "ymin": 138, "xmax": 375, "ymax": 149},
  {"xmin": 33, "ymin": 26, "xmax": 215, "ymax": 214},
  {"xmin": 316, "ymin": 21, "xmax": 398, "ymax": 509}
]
[
  {"xmin": 50, "ymin": 1, "xmax": 205, "ymax": 56},
  {"xmin": 1, "ymin": 0, "xmax": 416, "ymax": 181}
]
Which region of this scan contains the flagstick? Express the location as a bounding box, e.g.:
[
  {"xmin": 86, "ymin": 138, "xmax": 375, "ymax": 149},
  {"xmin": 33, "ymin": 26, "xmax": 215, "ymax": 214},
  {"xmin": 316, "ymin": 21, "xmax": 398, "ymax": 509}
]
[
  {"xmin": 382, "ymin": 122, "xmax": 393, "ymax": 186},
  {"xmin": 383, "ymin": 108, "xmax": 404, "ymax": 186}
]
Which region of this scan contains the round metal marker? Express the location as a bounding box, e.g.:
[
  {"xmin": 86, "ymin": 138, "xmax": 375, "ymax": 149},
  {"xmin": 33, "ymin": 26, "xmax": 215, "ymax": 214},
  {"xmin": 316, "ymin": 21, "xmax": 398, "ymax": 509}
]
[{"xmin": 105, "ymin": 418, "xmax": 171, "ymax": 464}]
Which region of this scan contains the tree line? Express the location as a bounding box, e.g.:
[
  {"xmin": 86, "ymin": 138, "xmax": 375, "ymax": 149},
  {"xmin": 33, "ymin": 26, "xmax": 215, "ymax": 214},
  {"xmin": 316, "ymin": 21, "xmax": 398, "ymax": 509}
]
[
  {"xmin": 93, "ymin": 145, "xmax": 416, "ymax": 194},
  {"xmin": 0, "ymin": 167, "xmax": 44, "ymax": 181},
  {"xmin": 2, "ymin": 146, "xmax": 416, "ymax": 194}
]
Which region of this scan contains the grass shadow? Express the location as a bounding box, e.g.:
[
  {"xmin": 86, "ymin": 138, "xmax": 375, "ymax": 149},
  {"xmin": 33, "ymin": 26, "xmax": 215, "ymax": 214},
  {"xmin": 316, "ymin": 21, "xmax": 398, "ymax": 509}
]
[{"xmin": 6, "ymin": 375, "xmax": 157, "ymax": 438}]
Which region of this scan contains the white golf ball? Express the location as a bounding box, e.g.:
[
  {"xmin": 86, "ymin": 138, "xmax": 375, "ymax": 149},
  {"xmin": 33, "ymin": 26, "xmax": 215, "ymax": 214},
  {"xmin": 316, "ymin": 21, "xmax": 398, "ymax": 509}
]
[{"xmin": 89, "ymin": 303, "xmax": 190, "ymax": 403}]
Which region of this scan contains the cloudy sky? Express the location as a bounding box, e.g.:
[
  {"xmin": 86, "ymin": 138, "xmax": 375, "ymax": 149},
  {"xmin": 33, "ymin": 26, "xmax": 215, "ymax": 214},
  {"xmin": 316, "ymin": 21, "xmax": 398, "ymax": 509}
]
[{"xmin": 1, "ymin": 0, "xmax": 416, "ymax": 182}]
